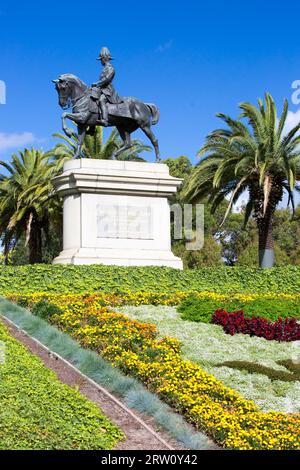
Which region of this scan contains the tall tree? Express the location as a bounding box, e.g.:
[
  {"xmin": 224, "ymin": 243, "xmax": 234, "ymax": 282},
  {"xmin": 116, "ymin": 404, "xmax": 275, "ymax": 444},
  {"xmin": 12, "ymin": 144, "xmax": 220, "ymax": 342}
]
[
  {"xmin": 164, "ymin": 156, "xmax": 223, "ymax": 267},
  {"xmin": 185, "ymin": 93, "xmax": 300, "ymax": 267},
  {"xmin": 0, "ymin": 149, "xmax": 61, "ymax": 264},
  {"xmin": 49, "ymin": 127, "xmax": 151, "ymax": 162}
]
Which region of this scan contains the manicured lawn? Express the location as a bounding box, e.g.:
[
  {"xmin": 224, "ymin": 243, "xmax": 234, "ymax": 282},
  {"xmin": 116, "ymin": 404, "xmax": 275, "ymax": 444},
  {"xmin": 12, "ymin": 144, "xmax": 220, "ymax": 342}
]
[
  {"xmin": 118, "ymin": 305, "xmax": 300, "ymax": 414},
  {"xmin": 0, "ymin": 320, "xmax": 123, "ymax": 450}
]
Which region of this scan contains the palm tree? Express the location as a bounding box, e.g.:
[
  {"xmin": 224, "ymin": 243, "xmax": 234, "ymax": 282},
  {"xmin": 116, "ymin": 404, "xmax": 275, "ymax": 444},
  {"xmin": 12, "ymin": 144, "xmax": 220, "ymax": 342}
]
[
  {"xmin": 49, "ymin": 127, "xmax": 151, "ymax": 163},
  {"xmin": 185, "ymin": 93, "xmax": 300, "ymax": 268},
  {"xmin": 0, "ymin": 148, "xmax": 61, "ymax": 264}
]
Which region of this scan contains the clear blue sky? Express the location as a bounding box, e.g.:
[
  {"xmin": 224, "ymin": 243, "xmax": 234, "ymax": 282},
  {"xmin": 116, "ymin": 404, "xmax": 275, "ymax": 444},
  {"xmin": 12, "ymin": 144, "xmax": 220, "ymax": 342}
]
[{"xmin": 1, "ymin": 0, "xmax": 300, "ymax": 163}]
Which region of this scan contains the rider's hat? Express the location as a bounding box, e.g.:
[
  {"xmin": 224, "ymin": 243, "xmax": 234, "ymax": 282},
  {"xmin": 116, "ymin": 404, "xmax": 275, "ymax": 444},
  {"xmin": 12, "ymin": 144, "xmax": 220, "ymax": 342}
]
[{"xmin": 97, "ymin": 47, "xmax": 113, "ymax": 61}]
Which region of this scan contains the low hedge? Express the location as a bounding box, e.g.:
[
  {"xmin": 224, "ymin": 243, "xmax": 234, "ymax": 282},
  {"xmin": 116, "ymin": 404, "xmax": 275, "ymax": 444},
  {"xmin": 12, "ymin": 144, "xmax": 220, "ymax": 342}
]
[
  {"xmin": 0, "ymin": 320, "xmax": 123, "ymax": 449},
  {"xmin": 1, "ymin": 265, "xmax": 300, "ymax": 294}
]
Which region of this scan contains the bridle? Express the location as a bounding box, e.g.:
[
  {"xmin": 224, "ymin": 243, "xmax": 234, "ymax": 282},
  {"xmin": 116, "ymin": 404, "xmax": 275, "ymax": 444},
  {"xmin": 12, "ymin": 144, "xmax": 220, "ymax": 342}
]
[{"xmin": 61, "ymin": 83, "xmax": 89, "ymax": 110}]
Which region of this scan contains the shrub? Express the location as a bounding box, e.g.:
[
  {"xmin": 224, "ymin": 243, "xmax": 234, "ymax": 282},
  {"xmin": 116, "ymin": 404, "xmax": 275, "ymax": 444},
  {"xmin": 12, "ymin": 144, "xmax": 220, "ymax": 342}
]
[
  {"xmin": 31, "ymin": 301, "xmax": 63, "ymax": 320},
  {"xmin": 212, "ymin": 309, "xmax": 300, "ymax": 342},
  {"xmin": 15, "ymin": 297, "xmax": 29, "ymax": 309}
]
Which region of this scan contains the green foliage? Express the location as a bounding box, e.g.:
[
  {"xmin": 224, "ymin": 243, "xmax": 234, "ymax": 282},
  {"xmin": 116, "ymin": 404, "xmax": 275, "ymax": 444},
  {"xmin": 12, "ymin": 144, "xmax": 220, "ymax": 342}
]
[
  {"xmin": 178, "ymin": 295, "xmax": 241, "ymax": 323},
  {"xmin": 238, "ymin": 298, "xmax": 300, "ymax": 321},
  {"xmin": 0, "ymin": 320, "xmax": 123, "ymax": 449},
  {"xmin": 31, "ymin": 301, "xmax": 63, "ymax": 320},
  {"xmin": 178, "ymin": 295, "xmax": 300, "ymax": 322},
  {"xmin": 184, "ymin": 93, "xmax": 300, "ymax": 266},
  {"xmin": 216, "ymin": 360, "xmax": 300, "ymax": 383},
  {"xmin": 0, "ymin": 148, "xmax": 63, "ymax": 264},
  {"xmin": 5, "ymin": 226, "xmax": 62, "ymax": 266},
  {"xmin": 1, "ymin": 264, "xmax": 300, "ymax": 294},
  {"xmin": 234, "ymin": 206, "xmax": 300, "ymax": 266},
  {"xmin": 163, "ymin": 156, "xmax": 193, "ymax": 181},
  {"xmin": 50, "ymin": 127, "xmax": 151, "ymax": 162},
  {"xmin": 173, "ymin": 237, "xmax": 223, "ymax": 268},
  {"xmin": 15, "ymin": 297, "xmax": 29, "ymax": 309}
]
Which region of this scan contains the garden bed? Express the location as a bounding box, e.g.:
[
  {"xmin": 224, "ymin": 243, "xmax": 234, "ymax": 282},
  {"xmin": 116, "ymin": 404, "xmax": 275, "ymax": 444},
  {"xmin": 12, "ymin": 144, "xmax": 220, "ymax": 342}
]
[
  {"xmin": 2, "ymin": 316, "xmax": 178, "ymax": 451},
  {"xmin": 8, "ymin": 293, "xmax": 300, "ymax": 450},
  {"xmin": 0, "ymin": 318, "xmax": 123, "ymax": 450},
  {"xmin": 119, "ymin": 305, "xmax": 300, "ymax": 414}
]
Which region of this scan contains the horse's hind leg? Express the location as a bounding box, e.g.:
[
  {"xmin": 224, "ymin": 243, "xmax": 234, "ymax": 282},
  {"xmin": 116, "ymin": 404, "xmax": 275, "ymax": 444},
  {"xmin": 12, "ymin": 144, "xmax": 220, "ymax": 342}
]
[
  {"xmin": 114, "ymin": 127, "xmax": 132, "ymax": 159},
  {"xmin": 141, "ymin": 125, "xmax": 160, "ymax": 162}
]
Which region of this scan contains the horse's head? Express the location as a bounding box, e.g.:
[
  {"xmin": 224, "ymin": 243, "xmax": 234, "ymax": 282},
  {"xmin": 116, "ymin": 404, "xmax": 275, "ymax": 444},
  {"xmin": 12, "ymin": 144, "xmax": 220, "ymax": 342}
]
[
  {"xmin": 52, "ymin": 75, "xmax": 72, "ymax": 109},
  {"xmin": 52, "ymin": 74, "xmax": 88, "ymax": 110}
]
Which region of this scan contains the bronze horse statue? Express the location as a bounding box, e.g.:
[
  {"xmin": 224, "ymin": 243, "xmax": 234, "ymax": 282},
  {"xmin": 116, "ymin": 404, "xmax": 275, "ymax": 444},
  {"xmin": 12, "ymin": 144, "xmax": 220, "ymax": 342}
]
[{"xmin": 52, "ymin": 74, "xmax": 161, "ymax": 161}]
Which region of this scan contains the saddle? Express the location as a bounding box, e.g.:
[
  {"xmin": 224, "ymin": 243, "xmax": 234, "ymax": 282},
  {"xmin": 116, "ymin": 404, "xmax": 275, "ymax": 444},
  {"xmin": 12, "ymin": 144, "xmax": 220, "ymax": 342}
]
[{"xmin": 89, "ymin": 88, "xmax": 132, "ymax": 119}]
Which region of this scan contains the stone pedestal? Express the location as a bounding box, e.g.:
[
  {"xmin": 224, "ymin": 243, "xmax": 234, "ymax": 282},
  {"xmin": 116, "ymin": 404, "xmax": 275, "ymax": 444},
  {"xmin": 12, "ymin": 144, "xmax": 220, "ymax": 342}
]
[{"xmin": 52, "ymin": 159, "xmax": 183, "ymax": 269}]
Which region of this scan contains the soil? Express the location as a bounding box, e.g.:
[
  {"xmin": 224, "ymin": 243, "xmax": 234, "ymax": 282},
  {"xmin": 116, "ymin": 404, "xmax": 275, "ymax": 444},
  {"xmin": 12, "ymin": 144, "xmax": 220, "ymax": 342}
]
[{"xmin": 2, "ymin": 317, "xmax": 188, "ymax": 451}]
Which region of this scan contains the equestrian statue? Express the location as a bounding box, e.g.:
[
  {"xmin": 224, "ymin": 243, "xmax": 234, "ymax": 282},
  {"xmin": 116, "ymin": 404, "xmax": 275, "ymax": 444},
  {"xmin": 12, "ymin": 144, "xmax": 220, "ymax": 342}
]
[{"xmin": 52, "ymin": 47, "xmax": 161, "ymax": 162}]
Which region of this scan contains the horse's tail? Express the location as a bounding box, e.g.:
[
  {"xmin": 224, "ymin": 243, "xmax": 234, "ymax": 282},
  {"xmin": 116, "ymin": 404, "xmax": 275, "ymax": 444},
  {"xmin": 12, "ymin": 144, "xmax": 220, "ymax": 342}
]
[{"xmin": 146, "ymin": 103, "xmax": 160, "ymax": 125}]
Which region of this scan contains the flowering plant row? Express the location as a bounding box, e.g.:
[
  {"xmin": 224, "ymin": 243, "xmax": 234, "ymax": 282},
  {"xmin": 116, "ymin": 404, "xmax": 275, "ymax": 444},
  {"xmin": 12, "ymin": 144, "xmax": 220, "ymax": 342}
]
[
  {"xmin": 8, "ymin": 293, "xmax": 300, "ymax": 450},
  {"xmin": 212, "ymin": 309, "xmax": 300, "ymax": 342},
  {"xmin": 7, "ymin": 291, "xmax": 188, "ymax": 307},
  {"xmin": 7, "ymin": 289, "xmax": 300, "ymax": 305}
]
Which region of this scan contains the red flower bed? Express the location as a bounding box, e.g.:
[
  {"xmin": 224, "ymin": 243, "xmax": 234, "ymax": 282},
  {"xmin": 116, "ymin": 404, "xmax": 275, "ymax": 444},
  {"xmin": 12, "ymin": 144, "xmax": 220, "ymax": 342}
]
[{"xmin": 212, "ymin": 309, "xmax": 300, "ymax": 342}]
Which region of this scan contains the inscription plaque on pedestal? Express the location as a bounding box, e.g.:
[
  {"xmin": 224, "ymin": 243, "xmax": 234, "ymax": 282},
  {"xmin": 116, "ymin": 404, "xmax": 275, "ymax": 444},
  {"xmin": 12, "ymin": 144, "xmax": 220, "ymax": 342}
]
[{"xmin": 97, "ymin": 204, "xmax": 153, "ymax": 240}]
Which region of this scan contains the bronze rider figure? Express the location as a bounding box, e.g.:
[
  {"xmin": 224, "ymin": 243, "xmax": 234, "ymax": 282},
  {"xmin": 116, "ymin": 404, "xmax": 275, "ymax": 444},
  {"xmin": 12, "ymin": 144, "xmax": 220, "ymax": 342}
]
[{"xmin": 92, "ymin": 47, "xmax": 122, "ymax": 126}]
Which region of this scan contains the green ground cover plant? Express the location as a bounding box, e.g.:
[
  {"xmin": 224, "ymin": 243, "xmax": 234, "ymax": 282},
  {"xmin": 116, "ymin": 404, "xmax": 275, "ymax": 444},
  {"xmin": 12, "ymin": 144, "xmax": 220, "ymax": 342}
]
[
  {"xmin": 178, "ymin": 295, "xmax": 300, "ymax": 322},
  {"xmin": 1, "ymin": 264, "xmax": 300, "ymax": 294},
  {"xmin": 0, "ymin": 320, "xmax": 123, "ymax": 450}
]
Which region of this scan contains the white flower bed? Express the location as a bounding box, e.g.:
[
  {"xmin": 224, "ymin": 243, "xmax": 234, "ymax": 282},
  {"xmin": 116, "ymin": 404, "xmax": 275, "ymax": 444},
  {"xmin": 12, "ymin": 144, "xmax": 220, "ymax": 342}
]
[{"xmin": 118, "ymin": 305, "xmax": 300, "ymax": 413}]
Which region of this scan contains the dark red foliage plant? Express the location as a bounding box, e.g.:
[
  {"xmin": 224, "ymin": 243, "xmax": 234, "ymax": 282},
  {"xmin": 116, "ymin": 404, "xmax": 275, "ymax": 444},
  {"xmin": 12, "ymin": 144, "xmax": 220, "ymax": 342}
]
[{"xmin": 212, "ymin": 309, "xmax": 300, "ymax": 342}]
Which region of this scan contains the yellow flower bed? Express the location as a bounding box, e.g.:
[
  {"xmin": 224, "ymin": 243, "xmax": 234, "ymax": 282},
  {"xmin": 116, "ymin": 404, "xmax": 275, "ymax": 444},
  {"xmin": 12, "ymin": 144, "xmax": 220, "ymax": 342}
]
[
  {"xmin": 7, "ymin": 293, "xmax": 300, "ymax": 450},
  {"xmin": 7, "ymin": 290, "xmax": 300, "ymax": 307}
]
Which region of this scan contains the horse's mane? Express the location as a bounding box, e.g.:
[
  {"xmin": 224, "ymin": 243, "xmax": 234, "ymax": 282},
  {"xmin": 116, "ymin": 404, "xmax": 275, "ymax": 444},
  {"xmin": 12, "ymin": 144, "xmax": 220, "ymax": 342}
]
[{"xmin": 59, "ymin": 74, "xmax": 88, "ymax": 91}]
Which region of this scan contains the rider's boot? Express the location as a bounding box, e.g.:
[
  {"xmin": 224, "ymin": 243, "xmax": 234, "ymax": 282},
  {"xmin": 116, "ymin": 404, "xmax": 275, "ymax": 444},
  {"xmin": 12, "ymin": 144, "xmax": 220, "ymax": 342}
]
[{"xmin": 100, "ymin": 102, "xmax": 109, "ymax": 127}]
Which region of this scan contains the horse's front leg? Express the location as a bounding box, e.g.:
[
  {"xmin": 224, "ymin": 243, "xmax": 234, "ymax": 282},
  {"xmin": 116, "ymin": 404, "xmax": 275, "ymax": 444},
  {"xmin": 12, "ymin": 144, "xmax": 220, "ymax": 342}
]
[
  {"xmin": 61, "ymin": 112, "xmax": 76, "ymax": 138},
  {"xmin": 61, "ymin": 111, "xmax": 89, "ymax": 139},
  {"xmin": 73, "ymin": 125, "xmax": 86, "ymax": 159}
]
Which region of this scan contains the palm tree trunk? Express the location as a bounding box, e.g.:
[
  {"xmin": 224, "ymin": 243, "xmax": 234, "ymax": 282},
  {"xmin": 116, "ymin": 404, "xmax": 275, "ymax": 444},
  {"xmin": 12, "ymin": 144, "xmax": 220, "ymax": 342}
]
[
  {"xmin": 258, "ymin": 215, "xmax": 275, "ymax": 268},
  {"xmin": 4, "ymin": 238, "xmax": 9, "ymax": 266},
  {"xmin": 28, "ymin": 217, "xmax": 42, "ymax": 264}
]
